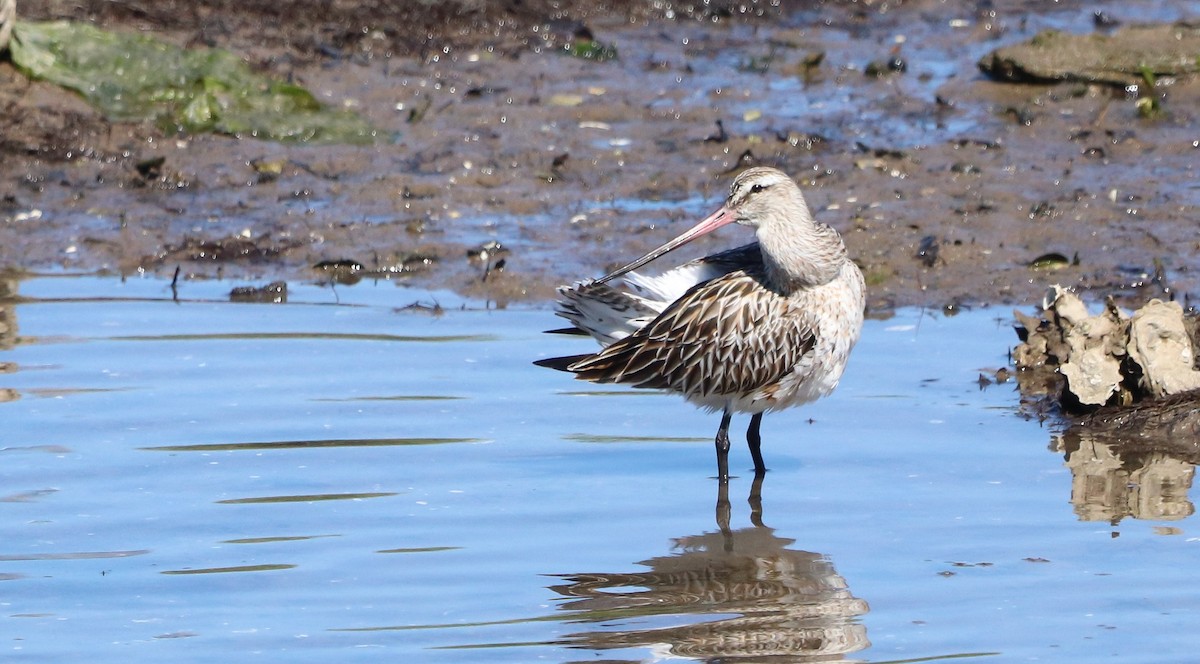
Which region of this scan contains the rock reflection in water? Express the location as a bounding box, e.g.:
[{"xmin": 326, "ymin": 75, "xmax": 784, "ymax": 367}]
[
  {"xmin": 549, "ymin": 476, "xmax": 869, "ymax": 662},
  {"xmin": 1056, "ymin": 400, "xmax": 1200, "ymax": 522},
  {"xmin": 0, "ymin": 273, "xmax": 15, "ymax": 350},
  {"xmin": 0, "ymin": 275, "xmax": 16, "ymax": 403}
]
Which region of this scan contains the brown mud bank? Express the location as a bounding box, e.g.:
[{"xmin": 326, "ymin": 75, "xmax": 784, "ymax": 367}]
[{"xmin": 1, "ymin": 0, "xmax": 1198, "ymax": 312}]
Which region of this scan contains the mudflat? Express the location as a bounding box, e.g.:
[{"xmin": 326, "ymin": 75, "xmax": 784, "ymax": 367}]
[{"xmin": 3, "ymin": 0, "xmax": 1197, "ymax": 312}]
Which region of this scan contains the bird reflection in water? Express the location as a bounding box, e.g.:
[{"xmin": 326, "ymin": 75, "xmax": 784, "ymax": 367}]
[{"xmin": 548, "ymin": 474, "xmax": 869, "ymax": 662}]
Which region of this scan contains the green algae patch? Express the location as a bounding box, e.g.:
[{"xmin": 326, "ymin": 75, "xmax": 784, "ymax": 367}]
[
  {"xmin": 9, "ymin": 20, "xmax": 376, "ymax": 143},
  {"xmin": 564, "ymin": 38, "xmax": 618, "ymax": 62}
]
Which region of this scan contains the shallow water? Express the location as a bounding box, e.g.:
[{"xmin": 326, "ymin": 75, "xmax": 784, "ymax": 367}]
[{"xmin": 1, "ymin": 274, "xmax": 1197, "ymax": 663}]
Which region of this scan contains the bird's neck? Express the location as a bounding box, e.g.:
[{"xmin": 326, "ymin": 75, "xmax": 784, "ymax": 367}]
[{"xmin": 756, "ymin": 221, "xmax": 846, "ymax": 293}]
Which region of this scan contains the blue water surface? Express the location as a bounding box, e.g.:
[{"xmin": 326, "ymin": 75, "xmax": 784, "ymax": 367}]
[{"xmin": 0, "ymin": 274, "xmax": 1196, "ymax": 663}]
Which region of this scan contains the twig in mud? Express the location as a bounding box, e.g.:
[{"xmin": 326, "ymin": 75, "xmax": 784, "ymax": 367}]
[{"xmin": 396, "ymin": 300, "xmax": 443, "ymax": 316}]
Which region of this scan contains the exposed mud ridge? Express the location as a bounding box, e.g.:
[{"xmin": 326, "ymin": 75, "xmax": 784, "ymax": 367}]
[{"xmin": 2, "ymin": 1, "xmax": 1198, "ymax": 312}]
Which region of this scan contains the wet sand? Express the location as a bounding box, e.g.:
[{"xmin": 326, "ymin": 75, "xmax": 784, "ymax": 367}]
[{"xmin": 2, "ymin": 0, "xmax": 1198, "ymax": 313}]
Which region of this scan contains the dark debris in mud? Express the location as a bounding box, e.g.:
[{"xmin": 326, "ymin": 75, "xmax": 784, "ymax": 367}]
[
  {"xmin": 312, "ymin": 253, "xmax": 438, "ymax": 285},
  {"xmin": 229, "ymin": 280, "xmax": 287, "ymax": 303},
  {"xmin": 159, "ymin": 234, "xmax": 301, "ymax": 265}
]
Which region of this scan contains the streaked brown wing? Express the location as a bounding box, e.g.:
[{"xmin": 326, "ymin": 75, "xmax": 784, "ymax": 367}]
[{"xmin": 567, "ymin": 270, "xmax": 818, "ymax": 398}]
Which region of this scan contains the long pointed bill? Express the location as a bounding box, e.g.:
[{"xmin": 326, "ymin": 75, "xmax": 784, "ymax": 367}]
[{"xmin": 595, "ymin": 206, "xmax": 737, "ymax": 285}]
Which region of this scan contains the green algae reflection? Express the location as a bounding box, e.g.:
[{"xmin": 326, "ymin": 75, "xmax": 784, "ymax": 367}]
[
  {"xmin": 143, "ymin": 437, "xmax": 483, "ymax": 452},
  {"xmin": 217, "ymin": 492, "xmax": 397, "ymax": 504}
]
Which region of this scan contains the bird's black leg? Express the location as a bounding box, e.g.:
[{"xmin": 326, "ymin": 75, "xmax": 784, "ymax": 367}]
[
  {"xmin": 747, "ymin": 412, "xmax": 766, "ymax": 474},
  {"xmin": 715, "ymin": 410, "xmax": 733, "ymax": 482}
]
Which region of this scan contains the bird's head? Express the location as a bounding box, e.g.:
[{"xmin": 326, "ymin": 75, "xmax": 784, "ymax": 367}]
[{"xmin": 724, "ymin": 167, "xmax": 813, "ymax": 230}]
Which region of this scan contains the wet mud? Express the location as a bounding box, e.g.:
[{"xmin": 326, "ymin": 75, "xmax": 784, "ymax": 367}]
[{"xmin": 2, "ymin": 0, "xmax": 1198, "ymax": 312}]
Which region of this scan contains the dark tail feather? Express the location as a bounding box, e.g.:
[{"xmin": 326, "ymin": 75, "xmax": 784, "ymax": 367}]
[
  {"xmin": 533, "ymin": 354, "xmax": 593, "ymax": 372},
  {"xmin": 544, "ymin": 327, "xmax": 588, "ymax": 336}
]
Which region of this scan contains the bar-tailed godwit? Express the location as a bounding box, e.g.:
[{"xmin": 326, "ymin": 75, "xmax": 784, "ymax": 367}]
[{"xmin": 536, "ymin": 167, "xmax": 865, "ymax": 480}]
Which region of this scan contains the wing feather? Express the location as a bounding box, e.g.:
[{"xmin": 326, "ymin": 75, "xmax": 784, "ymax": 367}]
[{"xmin": 567, "ymin": 270, "xmax": 819, "ymax": 400}]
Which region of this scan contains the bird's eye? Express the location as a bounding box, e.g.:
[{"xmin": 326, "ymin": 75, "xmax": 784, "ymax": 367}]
[{"xmin": 749, "ymin": 183, "xmax": 766, "ymax": 194}]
